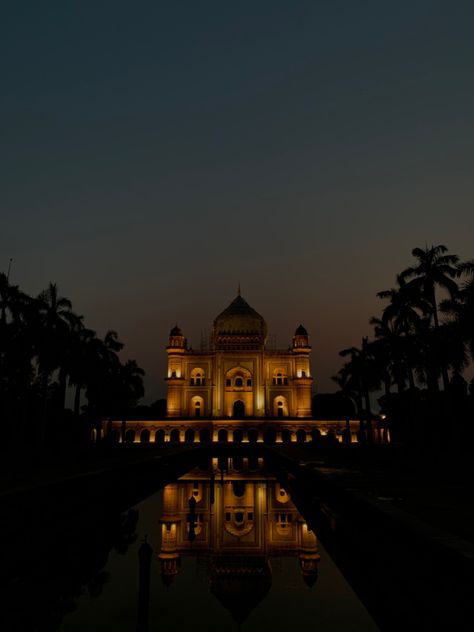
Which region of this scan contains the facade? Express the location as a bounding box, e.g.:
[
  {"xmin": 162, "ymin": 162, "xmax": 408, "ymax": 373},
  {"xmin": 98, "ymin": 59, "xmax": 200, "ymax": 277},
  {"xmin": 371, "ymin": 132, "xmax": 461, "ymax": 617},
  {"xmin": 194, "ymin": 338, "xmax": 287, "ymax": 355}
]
[
  {"xmin": 166, "ymin": 292, "xmax": 313, "ymax": 420},
  {"xmin": 106, "ymin": 292, "xmax": 389, "ymax": 443}
]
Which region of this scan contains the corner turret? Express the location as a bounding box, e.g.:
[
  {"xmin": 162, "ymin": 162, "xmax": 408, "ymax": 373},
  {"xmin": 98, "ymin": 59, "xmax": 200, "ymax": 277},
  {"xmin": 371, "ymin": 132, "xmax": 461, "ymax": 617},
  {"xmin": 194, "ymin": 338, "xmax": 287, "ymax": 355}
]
[
  {"xmin": 292, "ymin": 324, "xmax": 313, "ymax": 417},
  {"xmin": 292, "ymin": 324, "xmax": 310, "ymax": 350},
  {"xmin": 168, "ymin": 325, "xmax": 187, "ymax": 351},
  {"xmin": 166, "ymin": 325, "xmax": 187, "ymax": 417}
]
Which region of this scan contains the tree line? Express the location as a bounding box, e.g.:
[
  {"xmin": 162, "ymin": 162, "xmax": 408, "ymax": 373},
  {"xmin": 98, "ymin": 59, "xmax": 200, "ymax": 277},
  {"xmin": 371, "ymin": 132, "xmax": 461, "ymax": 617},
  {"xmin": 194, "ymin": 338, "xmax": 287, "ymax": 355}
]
[
  {"xmin": 0, "ymin": 275, "xmax": 145, "ymax": 450},
  {"xmin": 334, "ymin": 244, "xmax": 474, "ymax": 449}
]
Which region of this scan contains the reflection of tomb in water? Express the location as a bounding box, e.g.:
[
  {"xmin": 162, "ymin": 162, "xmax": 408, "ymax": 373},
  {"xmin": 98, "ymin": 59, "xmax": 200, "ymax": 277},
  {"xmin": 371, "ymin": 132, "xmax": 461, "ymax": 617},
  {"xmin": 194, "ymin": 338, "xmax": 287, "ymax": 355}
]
[{"xmin": 158, "ymin": 458, "xmax": 320, "ymax": 621}]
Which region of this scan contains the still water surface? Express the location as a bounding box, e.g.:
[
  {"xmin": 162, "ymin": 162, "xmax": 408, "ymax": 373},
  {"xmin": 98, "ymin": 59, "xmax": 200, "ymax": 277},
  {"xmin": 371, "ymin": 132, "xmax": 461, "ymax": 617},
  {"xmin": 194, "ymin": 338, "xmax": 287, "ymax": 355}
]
[{"xmin": 60, "ymin": 460, "xmax": 379, "ymax": 631}]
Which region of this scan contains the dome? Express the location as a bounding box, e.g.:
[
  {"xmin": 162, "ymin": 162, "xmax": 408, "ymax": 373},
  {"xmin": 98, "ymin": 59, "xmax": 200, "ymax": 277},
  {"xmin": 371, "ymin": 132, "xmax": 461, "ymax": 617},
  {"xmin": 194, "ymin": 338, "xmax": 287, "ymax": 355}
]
[
  {"xmin": 295, "ymin": 324, "xmax": 308, "ymax": 336},
  {"xmin": 213, "ymin": 295, "xmax": 267, "ymax": 339},
  {"xmin": 169, "ymin": 324, "xmax": 182, "ymax": 336}
]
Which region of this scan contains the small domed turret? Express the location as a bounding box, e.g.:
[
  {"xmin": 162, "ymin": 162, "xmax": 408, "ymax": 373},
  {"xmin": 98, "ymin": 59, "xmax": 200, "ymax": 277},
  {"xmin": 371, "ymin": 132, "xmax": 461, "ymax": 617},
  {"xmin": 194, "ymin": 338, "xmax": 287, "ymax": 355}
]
[
  {"xmin": 292, "ymin": 324, "xmax": 310, "ymax": 349},
  {"xmin": 168, "ymin": 324, "xmax": 187, "ymax": 350},
  {"xmin": 295, "ymin": 324, "xmax": 308, "ymax": 336}
]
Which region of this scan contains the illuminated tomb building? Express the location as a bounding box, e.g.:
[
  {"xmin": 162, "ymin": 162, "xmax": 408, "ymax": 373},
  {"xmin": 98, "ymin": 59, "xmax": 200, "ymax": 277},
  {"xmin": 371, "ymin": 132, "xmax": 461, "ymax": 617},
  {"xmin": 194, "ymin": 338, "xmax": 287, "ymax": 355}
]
[
  {"xmin": 107, "ymin": 292, "xmax": 387, "ymax": 443},
  {"xmin": 166, "ymin": 292, "xmax": 313, "ymax": 421}
]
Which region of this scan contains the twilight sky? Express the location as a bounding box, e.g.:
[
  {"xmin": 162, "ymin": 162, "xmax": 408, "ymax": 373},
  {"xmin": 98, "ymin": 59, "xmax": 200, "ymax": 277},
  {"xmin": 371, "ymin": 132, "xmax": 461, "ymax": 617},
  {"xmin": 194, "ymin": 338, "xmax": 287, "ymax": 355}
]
[{"xmin": 2, "ymin": 1, "xmax": 474, "ymax": 401}]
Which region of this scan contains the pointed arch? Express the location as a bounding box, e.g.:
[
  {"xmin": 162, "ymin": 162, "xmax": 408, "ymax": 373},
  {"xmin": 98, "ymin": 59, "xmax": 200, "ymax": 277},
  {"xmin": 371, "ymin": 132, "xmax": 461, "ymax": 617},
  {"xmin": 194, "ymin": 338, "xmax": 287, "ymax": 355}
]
[
  {"xmin": 273, "ymin": 396, "xmax": 289, "ymax": 417},
  {"xmin": 189, "ymin": 395, "xmax": 205, "ymax": 418},
  {"xmin": 233, "ymin": 400, "xmax": 245, "ymax": 418}
]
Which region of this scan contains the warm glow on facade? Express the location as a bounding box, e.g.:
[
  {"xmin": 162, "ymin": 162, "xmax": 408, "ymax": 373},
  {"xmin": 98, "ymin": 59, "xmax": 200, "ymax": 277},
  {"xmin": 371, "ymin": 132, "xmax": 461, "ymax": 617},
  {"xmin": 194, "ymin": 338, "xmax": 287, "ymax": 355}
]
[
  {"xmin": 105, "ymin": 293, "xmax": 389, "ymax": 445},
  {"xmin": 165, "ymin": 295, "xmax": 313, "ymax": 419}
]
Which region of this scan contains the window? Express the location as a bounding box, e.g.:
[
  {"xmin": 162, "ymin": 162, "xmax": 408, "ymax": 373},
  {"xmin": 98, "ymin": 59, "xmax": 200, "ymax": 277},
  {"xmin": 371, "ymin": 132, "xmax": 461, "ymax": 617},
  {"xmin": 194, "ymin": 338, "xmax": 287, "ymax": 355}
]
[
  {"xmin": 277, "ymin": 514, "xmax": 292, "ymax": 529},
  {"xmin": 273, "ymin": 369, "xmax": 288, "ymax": 385},
  {"xmin": 225, "ymin": 367, "xmax": 252, "ymax": 390},
  {"xmin": 195, "ymin": 373, "xmax": 204, "ymax": 386},
  {"xmin": 190, "ymin": 369, "xmax": 205, "ymax": 386}
]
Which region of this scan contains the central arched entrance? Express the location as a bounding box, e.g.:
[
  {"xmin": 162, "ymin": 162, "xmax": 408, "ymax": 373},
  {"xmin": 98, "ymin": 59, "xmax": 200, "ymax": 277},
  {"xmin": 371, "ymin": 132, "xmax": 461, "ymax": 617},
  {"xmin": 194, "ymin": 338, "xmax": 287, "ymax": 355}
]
[{"xmin": 232, "ymin": 400, "xmax": 245, "ymax": 418}]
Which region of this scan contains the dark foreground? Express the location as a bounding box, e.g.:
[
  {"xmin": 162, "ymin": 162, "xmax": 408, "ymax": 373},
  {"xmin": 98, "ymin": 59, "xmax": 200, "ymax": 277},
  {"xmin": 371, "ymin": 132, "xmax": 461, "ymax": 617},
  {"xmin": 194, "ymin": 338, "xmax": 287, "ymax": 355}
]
[{"xmin": 1, "ymin": 443, "xmax": 473, "ymax": 631}]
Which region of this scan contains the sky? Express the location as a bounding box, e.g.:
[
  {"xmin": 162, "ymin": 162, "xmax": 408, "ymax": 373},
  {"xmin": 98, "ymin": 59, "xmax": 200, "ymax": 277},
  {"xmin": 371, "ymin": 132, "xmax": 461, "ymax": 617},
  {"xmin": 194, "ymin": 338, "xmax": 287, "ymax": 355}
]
[{"xmin": 2, "ymin": 1, "xmax": 473, "ymax": 401}]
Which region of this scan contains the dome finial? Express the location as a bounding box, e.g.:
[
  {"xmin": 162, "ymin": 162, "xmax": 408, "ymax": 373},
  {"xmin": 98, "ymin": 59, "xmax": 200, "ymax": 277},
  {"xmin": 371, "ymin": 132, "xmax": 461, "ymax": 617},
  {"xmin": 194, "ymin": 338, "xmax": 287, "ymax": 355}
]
[{"xmin": 237, "ymin": 282, "xmax": 241, "ymax": 296}]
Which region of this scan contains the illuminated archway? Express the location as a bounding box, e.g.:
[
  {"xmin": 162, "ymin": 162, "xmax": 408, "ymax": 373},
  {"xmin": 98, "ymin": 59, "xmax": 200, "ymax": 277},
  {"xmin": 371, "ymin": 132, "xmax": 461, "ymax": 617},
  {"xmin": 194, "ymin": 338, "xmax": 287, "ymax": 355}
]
[
  {"xmin": 189, "ymin": 395, "xmax": 205, "ymax": 418},
  {"xmin": 296, "ymin": 429, "xmax": 306, "ymax": 443},
  {"xmin": 110, "ymin": 429, "xmax": 120, "ymax": 444},
  {"xmin": 218, "ymin": 429, "xmax": 228, "ymax": 443},
  {"xmin": 125, "ymin": 429, "xmax": 135, "ymax": 443},
  {"xmin": 264, "ymin": 428, "xmax": 276, "ymax": 444},
  {"xmin": 233, "ymin": 428, "xmax": 243, "ymax": 443},
  {"xmin": 273, "ymin": 396, "xmax": 289, "ymax": 417},
  {"xmin": 248, "ymin": 428, "xmax": 258, "ymax": 443},
  {"xmin": 233, "ymin": 400, "xmax": 245, "ymax": 418},
  {"xmin": 199, "ymin": 428, "xmax": 211, "ymax": 442},
  {"xmin": 185, "ymin": 428, "xmax": 195, "ymax": 443},
  {"xmin": 170, "ymin": 428, "xmax": 180, "ymax": 443}
]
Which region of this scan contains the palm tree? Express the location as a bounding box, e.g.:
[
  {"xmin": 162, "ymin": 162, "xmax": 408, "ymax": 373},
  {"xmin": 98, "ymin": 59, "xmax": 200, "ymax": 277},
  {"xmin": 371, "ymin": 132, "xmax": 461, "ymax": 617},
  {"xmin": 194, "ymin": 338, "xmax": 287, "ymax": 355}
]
[
  {"xmin": 401, "ymin": 244, "xmax": 459, "ymax": 390},
  {"xmin": 442, "ymin": 259, "xmax": 474, "ymax": 363},
  {"xmin": 376, "ymin": 273, "xmax": 434, "ymax": 391},
  {"xmin": 36, "ymin": 283, "xmax": 75, "ymax": 377},
  {"xmin": 458, "ymin": 261, "xmax": 474, "ymax": 361},
  {"xmin": 84, "ymin": 330, "xmax": 124, "ymax": 440},
  {"xmin": 369, "ymin": 317, "xmax": 402, "ymax": 394},
  {"xmin": 377, "ymin": 274, "xmax": 430, "ymax": 333},
  {"xmin": 35, "ymin": 283, "xmax": 77, "ymax": 445},
  {"xmin": 338, "ymin": 338, "xmax": 380, "ymax": 442},
  {"xmin": 67, "ymin": 326, "xmax": 98, "ymax": 417},
  {"xmin": 0, "ymin": 273, "xmax": 35, "ymax": 443},
  {"xmin": 116, "ymin": 359, "xmax": 145, "ymax": 422}
]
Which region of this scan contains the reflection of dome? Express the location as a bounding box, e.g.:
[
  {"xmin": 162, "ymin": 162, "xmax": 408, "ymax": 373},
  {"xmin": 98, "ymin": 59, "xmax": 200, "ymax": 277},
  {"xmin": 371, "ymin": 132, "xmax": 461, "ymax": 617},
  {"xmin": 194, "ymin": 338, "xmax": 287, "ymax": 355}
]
[
  {"xmin": 213, "ymin": 295, "xmax": 267, "ymax": 348},
  {"xmin": 161, "ymin": 573, "xmax": 175, "ymax": 588},
  {"xmin": 209, "ymin": 555, "xmax": 272, "ymax": 624},
  {"xmin": 302, "ymin": 572, "xmax": 318, "ymax": 588}
]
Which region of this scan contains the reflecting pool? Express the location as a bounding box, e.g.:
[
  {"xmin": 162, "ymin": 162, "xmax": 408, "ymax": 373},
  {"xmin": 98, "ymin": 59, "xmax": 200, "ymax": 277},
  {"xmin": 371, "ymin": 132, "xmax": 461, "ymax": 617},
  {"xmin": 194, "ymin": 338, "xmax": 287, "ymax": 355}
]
[{"xmin": 59, "ymin": 456, "xmax": 379, "ymax": 631}]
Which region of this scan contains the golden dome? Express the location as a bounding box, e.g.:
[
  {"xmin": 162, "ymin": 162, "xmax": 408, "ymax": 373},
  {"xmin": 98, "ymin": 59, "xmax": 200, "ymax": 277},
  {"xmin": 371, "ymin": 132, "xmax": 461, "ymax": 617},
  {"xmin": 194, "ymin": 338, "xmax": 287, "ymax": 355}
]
[{"xmin": 213, "ymin": 295, "xmax": 267, "ymax": 348}]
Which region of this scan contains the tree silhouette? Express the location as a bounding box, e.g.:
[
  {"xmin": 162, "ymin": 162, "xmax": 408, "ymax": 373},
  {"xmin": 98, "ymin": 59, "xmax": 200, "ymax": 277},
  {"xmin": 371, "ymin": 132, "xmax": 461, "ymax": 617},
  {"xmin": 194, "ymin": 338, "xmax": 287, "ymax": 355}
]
[
  {"xmin": 0, "ymin": 275, "xmax": 145, "ymax": 450},
  {"xmin": 401, "ymin": 245, "xmax": 459, "ymax": 390},
  {"xmin": 335, "ymin": 245, "xmax": 473, "ymax": 450}
]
